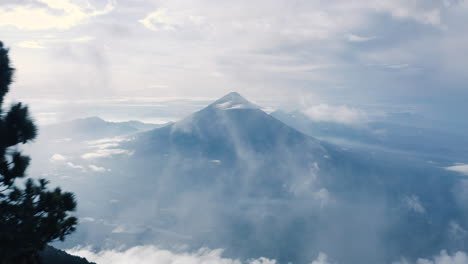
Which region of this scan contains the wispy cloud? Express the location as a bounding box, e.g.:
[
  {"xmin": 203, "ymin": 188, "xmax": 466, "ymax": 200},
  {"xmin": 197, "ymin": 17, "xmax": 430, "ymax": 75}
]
[
  {"xmin": 139, "ymin": 8, "xmax": 204, "ymax": 31},
  {"xmin": 347, "ymin": 33, "xmax": 376, "ymax": 42},
  {"xmin": 82, "ymin": 137, "xmax": 133, "ymax": 160},
  {"xmin": 66, "ymin": 161, "xmax": 86, "ymax": 172},
  {"xmin": 17, "ymin": 36, "xmax": 94, "ymax": 49},
  {"xmin": 88, "ymin": 164, "xmax": 110, "ymax": 172},
  {"xmin": 18, "ymin": 41, "xmax": 45, "ymax": 49},
  {"xmin": 302, "ymin": 104, "xmax": 368, "ymax": 126},
  {"xmin": 403, "ymin": 195, "xmax": 425, "ymax": 214},
  {"xmin": 445, "ymin": 164, "xmax": 468, "ymax": 176}
]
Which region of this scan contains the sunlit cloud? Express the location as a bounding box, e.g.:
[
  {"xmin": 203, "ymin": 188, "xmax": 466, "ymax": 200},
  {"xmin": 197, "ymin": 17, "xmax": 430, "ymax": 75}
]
[
  {"xmin": 0, "ymin": 0, "xmax": 115, "ymax": 30},
  {"xmin": 139, "ymin": 8, "xmax": 205, "ymax": 31},
  {"xmin": 16, "ymin": 36, "xmax": 94, "ymax": 49},
  {"xmin": 18, "ymin": 41, "xmax": 45, "ymax": 49},
  {"xmin": 445, "ymin": 164, "xmax": 468, "ymax": 176}
]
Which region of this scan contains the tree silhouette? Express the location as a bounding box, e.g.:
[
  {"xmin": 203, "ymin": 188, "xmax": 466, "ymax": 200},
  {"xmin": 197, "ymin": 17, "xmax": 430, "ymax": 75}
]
[{"xmin": 0, "ymin": 41, "xmax": 77, "ymax": 264}]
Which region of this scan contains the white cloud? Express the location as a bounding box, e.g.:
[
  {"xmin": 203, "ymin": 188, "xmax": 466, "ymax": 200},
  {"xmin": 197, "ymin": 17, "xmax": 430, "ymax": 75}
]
[
  {"xmin": 17, "ymin": 35, "xmax": 95, "ymax": 49},
  {"xmin": 18, "ymin": 41, "xmax": 45, "ymax": 49},
  {"xmin": 403, "ymin": 195, "xmax": 425, "ymax": 214},
  {"xmin": 67, "ymin": 246, "xmax": 277, "ymax": 264},
  {"xmin": 347, "ymin": 33, "xmax": 376, "ymax": 42},
  {"xmin": 311, "ymin": 252, "xmax": 334, "ymax": 264},
  {"xmin": 89, "ymin": 164, "xmax": 110, "ymax": 172},
  {"xmin": 445, "ymin": 164, "xmax": 468, "ymax": 176},
  {"xmin": 81, "ymin": 149, "xmax": 132, "ymax": 160},
  {"xmin": 394, "ymin": 250, "xmax": 468, "ymax": 264},
  {"xmin": 86, "ymin": 137, "xmax": 130, "ymax": 145},
  {"xmin": 82, "ymin": 137, "xmax": 133, "ymax": 160},
  {"xmin": 66, "ymin": 161, "xmax": 86, "ymax": 172},
  {"xmin": 0, "ymin": 0, "xmax": 114, "ymax": 30},
  {"xmin": 302, "ymin": 104, "xmax": 368, "ymax": 126},
  {"xmin": 139, "ymin": 8, "xmax": 205, "ymax": 31},
  {"xmin": 49, "ymin": 153, "xmax": 67, "ymax": 162}
]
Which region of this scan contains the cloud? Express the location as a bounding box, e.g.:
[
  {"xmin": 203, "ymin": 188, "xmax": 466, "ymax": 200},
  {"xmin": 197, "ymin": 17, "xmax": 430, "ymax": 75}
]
[
  {"xmin": 445, "ymin": 164, "xmax": 468, "ymax": 176},
  {"xmin": 88, "ymin": 164, "xmax": 110, "ymax": 172},
  {"xmin": 81, "ymin": 149, "xmax": 132, "ymax": 160},
  {"xmin": 81, "ymin": 217, "xmax": 96, "ymax": 222},
  {"xmin": 347, "ymin": 33, "xmax": 376, "ymax": 42},
  {"xmin": 0, "ymin": 0, "xmax": 114, "ymax": 30},
  {"xmin": 403, "ymin": 195, "xmax": 425, "ymax": 214},
  {"xmin": 67, "ymin": 246, "xmax": 277, "ymax": 264},
  {"xmin": 313, "ymin": 188, "xmax": 331, "ymax": 208},
  {"xmin": 18, "ymin": 41, "xmax": 45, "ymax": 49},
  {"xmin": 49, "ymin": 153, "xmax": 67, "ymax": 162},
  {"xmin": 311, "ymin": 252, "xmax": 334, "ymax": 264},
  {"xmin": 81, "ymin": 137, "xmax": 133, "ymax": 160},
  {"xmin": 393, "ymin": 250, "xmax": 468, "ymax": 264},
  {"xmin": 448, "ymin": 221, "xmax": 467, "ymax": 240},
  {"xmin": 302, "ymin": 104, "xmax": 368, "ymax": 126},
  {"xmin": 17, "ymin": 36, "xmax": 94, "ymax": 49},
  {"xmin": 139, "ymin": 8, "xmax": 205, "ymax": 31},
  {"xmin": 66, "ymin": 161, "xmax": 86, "ymax": 171},
  {"xmin": 370, "ymin": 0, "xmax": 442, "ymax": 25}
]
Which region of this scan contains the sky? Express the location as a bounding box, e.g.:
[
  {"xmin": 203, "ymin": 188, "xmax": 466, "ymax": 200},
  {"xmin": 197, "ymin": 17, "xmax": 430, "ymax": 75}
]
[{"xmin": 0, "ymin": 0, "xmax": 467, "ymax": 124}]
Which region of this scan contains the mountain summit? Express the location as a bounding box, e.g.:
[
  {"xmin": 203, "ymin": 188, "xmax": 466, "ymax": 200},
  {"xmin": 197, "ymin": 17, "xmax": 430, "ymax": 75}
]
[
  {"xmin": 208, "ymin": 92, "xmax": 259, "ymax": 111},
  {"xmin": 132, "ymin": 92, "xmax": 325, "ymax": 158}
]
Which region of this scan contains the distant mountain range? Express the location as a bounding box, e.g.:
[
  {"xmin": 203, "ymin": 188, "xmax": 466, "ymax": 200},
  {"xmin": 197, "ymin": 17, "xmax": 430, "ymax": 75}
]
[
  {"xmin": 271, "ymin": 109, "xmax": 468, "ymax": 163},
  {"xmin": 43, "ymin": 116, "xmax": 169, "ymax": 140}
]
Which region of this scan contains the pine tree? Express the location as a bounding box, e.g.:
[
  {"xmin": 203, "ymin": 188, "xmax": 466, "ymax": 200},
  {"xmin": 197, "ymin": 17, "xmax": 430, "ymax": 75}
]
[{"xmin": 0, "ymin": 41, "xmax": 78, "ymax": 263}]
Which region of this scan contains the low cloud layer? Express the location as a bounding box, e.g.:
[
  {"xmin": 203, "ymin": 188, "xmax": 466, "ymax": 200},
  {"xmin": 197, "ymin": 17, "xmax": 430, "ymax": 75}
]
[
  {"xmin": 302, "ymin": 104, "xmax": 368, "ymax": 126},
  {"xmin": 68, "ymin": 246, "xmax": 280, "ymax": 264},
  {"xmin": 70, "ymin": 247, "xmax": 468, "ymax": 264}
]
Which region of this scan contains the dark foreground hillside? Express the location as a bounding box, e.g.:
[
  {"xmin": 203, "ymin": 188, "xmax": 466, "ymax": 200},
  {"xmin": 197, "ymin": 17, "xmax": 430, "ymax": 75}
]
[{"xmin": 40, "ymin": 246, "xmax": 95, "ymax": 264}]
